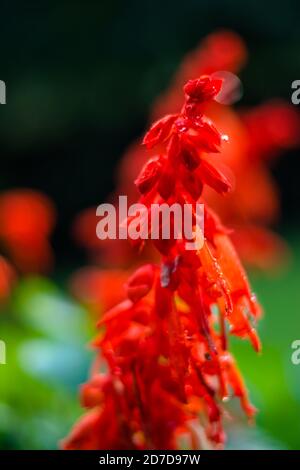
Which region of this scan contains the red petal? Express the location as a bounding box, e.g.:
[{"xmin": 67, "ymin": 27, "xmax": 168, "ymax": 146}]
[
  {"xmin": 180, "ymin": 142, "xmax": 200, "ymax": 170},
  {"xmin": 187, "ymin": 121, "xmax": 221, "ymax": 153},
  {"xmin": 198, "ymin": 159, "xmax": 232, "ymax": 193},
  {"xmin": 97, "ymin": 299, "xmax": 133, "ymax": 326},
  {"xmin": 181, "ymin": 169, "xmax": 203, "ymax": 200},
  {"xmin": 125, "ymin": 264, "xmax": 155, "ymax": 302},
  {"xmin": 157, "ymin": 164, "xmax": 176, "ymax": 200},
  {"xmin": 61, "ymin": 409, "xmax": 102, "ymax": 450},
  {"xmin": 143, "ymin": 114, "xmax": 177, "ymax": 149},
  {"xmin": 135, "ymin": 156, "xmax": 162, "ymax": 194},
  {"xmin": 184, "ymin": 76, "xmax": 223, "ymax": 102}
]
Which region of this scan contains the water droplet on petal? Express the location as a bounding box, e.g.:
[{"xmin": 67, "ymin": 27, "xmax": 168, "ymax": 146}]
[
  {"xmin": 211, "ymin": 71, "xmax": 243, "ymax": 105},
  {"xmin": 222, "ymin": 396, "xmax": 230, "ymax": 403},
  {"xmin": 221, "ymin": 134, "xmax": 229, "ymax": 143}
]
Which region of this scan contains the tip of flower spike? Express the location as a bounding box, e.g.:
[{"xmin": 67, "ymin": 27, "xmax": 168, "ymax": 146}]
[{"xmin": 183, "ymin": 76, "xmax": 223, "ymax": 102}]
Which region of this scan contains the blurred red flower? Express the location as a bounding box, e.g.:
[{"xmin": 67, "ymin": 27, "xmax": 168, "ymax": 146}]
[{"xmin": 0, "ymin": 189, "xmax": 56, "ymax": 301}]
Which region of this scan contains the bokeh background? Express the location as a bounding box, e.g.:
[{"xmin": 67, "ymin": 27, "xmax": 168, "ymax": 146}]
[{"xmin": 0, "ymin": 0, "xmax": 300, "ymax": 449}]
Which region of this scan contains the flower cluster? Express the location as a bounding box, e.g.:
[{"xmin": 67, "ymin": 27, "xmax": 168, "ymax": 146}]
[{"xmin": 63, "ymin": 77, "xmax": 261, "ymax": 450}]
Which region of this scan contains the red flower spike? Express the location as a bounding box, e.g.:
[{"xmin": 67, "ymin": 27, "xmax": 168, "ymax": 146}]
[
  {"xmin": 167, "ymin": 134, "xmax": 181, "ymax": 164},
  {"xmin": 64, "ymin": 75, "xmax": 262, "ymax": 451}
]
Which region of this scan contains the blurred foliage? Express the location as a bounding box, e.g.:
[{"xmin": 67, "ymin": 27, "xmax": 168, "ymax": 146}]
[
  {"xmin": 0, "ymin": 277, "xmax": 93, "ymax": 449},
  {"xmin": 228, "ymin": 232, "xmax": 300, "ymax": 449}
]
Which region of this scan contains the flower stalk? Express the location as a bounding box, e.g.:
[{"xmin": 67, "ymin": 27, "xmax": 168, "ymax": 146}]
[{"xmin": 63, "ymin": 76, "xmax": 261, "ymax": 450}]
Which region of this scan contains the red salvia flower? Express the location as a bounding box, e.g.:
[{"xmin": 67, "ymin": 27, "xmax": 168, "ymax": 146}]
[
  {"xmin": 0, "ymin": 189, "xmax": 56, "ymax": 303},
  {"xmin": 63, "ymin": 76, "xmax": 261, "ymax": 450}
]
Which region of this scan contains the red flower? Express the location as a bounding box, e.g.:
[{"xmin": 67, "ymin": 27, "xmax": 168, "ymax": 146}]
[
  {"xmin": 0, "ymin": 189, "xmax": 56, "ymax": 303},
  {"xmin": 69, "ymin": 267, "xmax": 131, "ymax": 317},
  {"xmin": 0, "ymin": 189, "xmax": 56, "ymax": 273},
  {"xmin": 63, "ymin": 76, "xmax": 261, "ymax": 450},
  {"xmin": 0, "ymin": 256, "xmax": 16, "ymax": 303}
]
